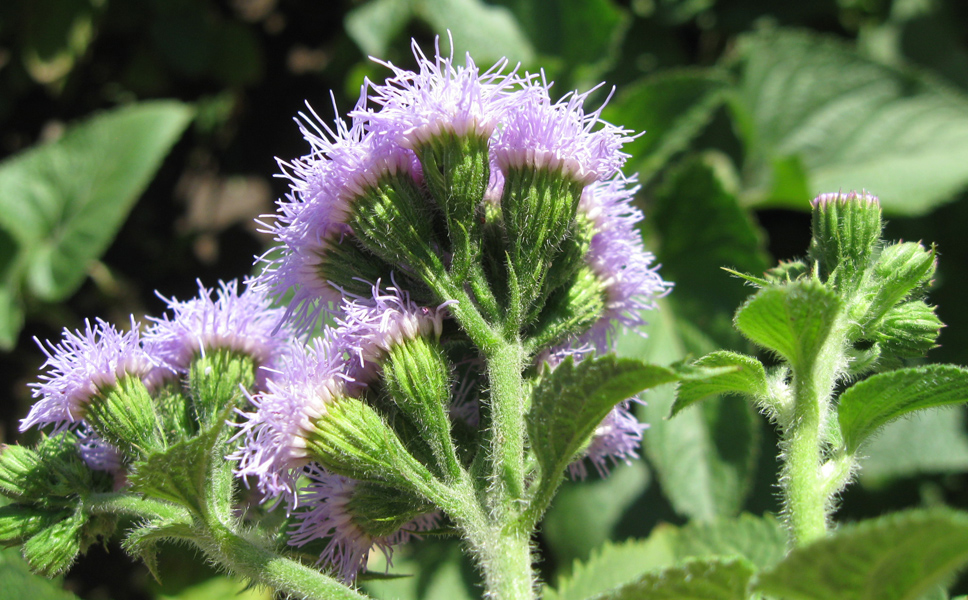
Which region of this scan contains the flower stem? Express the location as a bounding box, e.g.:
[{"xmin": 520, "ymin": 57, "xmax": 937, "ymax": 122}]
[{"xmin": 486, "ymin": 337, "xmax": 527, "ymax": 504}]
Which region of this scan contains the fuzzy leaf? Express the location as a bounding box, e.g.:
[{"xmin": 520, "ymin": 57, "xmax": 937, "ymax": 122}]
[
  {"xmin": 734, "ymin": 280, "xmax": 841, "ymax": 372},
  {"xmin": 672, "ymin": 352, "xmax": 767, "ymax": 417},
  {"xmin": 731, "ymin": 28, "xmax": 968, "ymax": 215},
  {"xmin": 754, "ymin": 509, "xmax": 968, "ymax": 600},
  {"xmin": 528, "ymin": 355, "xmax": 680, "ymax": 483},
  {"xmin": 838, "ymin": 364, "xmax": 968, "ymax": 454},
  {"xmin": 590, "ymin": 557, "xmax": 755, "ymax": 600},
  {"xmin": 0, "ymin": 101, "xmax": 192, "ymax": 301}
]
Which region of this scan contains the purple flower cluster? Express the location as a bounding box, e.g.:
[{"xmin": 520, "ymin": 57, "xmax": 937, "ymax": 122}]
[
  {"xmin": 232, "ymin": 285, "xmax": 445, "ymax": 579},
  {"xmin": 22, "ymin": 280, "xmax": 291, "ymax": 469},
  {"xmin": 254, "ymin": 38, "xmax": 643, "ymax": 332}
]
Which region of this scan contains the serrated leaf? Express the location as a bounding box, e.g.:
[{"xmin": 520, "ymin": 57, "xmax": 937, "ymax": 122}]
[
  {"xmin": 547, "ymin": 532, "xmax": 679, "ymax": 600},
  {"xmin": 838, "ymin": 364, "xmax": 968, "ymax": 454},
  {"xmin": 528, "ymin": 355, "xmax": 679, "ymax": 483},
  {"xmin": 0, "ymin": 101, "xmax": 192, "ymax": 301},
  {"xmin": 672, "ymin": 351, "xmax": 767, "ymax": 417},
  {"xmin": 591, "ymin": 557, "xmax": 756, "ymax": 600},
  {"xmin": 754, "ymin": 509, "xmax": 968, "ymax": 600},
  {"xmin": 128, "ymin": 411, "xmax": 229, "ymax": 515},
  {"xmin": 731, "ymin": 28, "xmax": 968, "ymax": 215},
  {"xmin": 734, "ymin": 281, "xmax": 841, "ymax": 371},
  {"xmin": 122, "ymin": 518, "xmax": 195, "ymax": 582},
  {"xmin": 676, "ymin": 513, "xmax": 789, "ymax": 570},
  {"xmin": 605, "ymin": 70, "xmax": 730, "ymax": 184}
]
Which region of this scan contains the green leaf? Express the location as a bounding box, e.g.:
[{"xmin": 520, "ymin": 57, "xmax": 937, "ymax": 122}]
[
  {"xmin": 546, "ymin": 533, "xmax": 679, "ymax": 600},
  {"xmin": 344, "ymin": 0, "xmax": 415, "ymax": 57},
  {"xmin": 754, "ymin": 509, "xmax": 968, "ymax": 600},
  {"xmin": 417, "ymin": 0, "xmax": 535, "ymax": 66},
  {"xmin": 731, "ymin": 28, "xmax": 968, "ymax": 215},
  {"xmin": 651, "ymin": 155, "xmax": 771, "ymax": 345},
  {"xmin": 859, "ymin": 406, "xmax": 968, "ymax": 483},
  {"xmin": 676, "ymin": 513, "xmax": 789, "ymax": 570},
  {"xmin": 590, "ymin": 557, "xmax": 756, "ymax": 600},
  {"xmin": 362, "ymin": 540, "xmax": 477, "ymax": 600},
  {"xmin": 542, "ymin": 461, "xmax": 650, "ymax": 566},
  {"xmin": 605, "ymin": 70, "xmax": 730, "ymax": 184},
  {"xmin": 672, "ymin": 351, "xmax": 767, "ymax": 417},
  {"xmin": 528, "ymin": 355, "xmax": 680, "ymax": 483},
  {"xmin": 0, "ymin": 101, "xmax": 193, "ymax": 301},
  {"xmin": 619, "ymin": 302, "xmax": 760, "ymax": 520},
  {"xmin": 734, "ymin": 280, "xmax": 841, "ymax": 372},
  {"xmin": 838, "ymin": 364, "xmax": 968, "ymax": 454},
  {"xmin": 0, "ymin": 547, "xmax": 81, "ymax": 600},
  {"xmin": 128, "ymin": 410, "xmax": 230, "ymax": 516}
]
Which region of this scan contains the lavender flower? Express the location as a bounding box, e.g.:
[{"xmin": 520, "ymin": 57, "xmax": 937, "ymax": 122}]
[
  {"xmin": 578, "ymin": 175, "xmax": 671, "ymax": 350},
  {"xmin": 76, "ymin": 424, "xmax": 124, "ymax": 473},
  {"xmin": 335, "ymin": 282, "xmax": 449, "ymax": 384},
  {"xmin": 288, "ymin": 467, "xmax": 439, "ymax": 582},
  {"xmin": 492, "ymin": 83, "xmax": 634, "ymax": 185},
  {"xmin": 568, "ymin": 403, "xmax": 647, "ymax": 479},
  {"xmin": 21, "ymin": 317, "xmax": 152, "ymax": 432},
  {"xmin": 359, "ymin": 37, "xmax": 531, "ymax": 148},
  {"xmin": 232, "ymin": 336, "xmax": 351, "ymax": 502},
  {"xmin": 254, "ymin": 100, "xmax": 420, "ymax": 331},
  {"xmin": 143, "ymin": 279, "xmax": 293, "ymax": 387}
]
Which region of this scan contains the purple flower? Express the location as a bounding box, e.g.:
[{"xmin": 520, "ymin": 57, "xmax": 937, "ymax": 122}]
[
  {"xmin": 578, "ymin": 175, "xmax": 671, "ymax": 350},
  {"xmin": 335, "ymin": 281, "xmax": 450, "ymax": 384},
  {"xmin": 231, "ymin": 336, "xmax": 351, "ymax": 502},
  {"xmin": 254, "ymin": 101, "xmax": 420, "ymax": 332},
  {"xmin": 492, "ymin": 83, "xmax": 634, "ymax": 185},
  {"xmin": 568, "ymin": 403, "xmax": 647, "ymax": 479},
  {"xmin": 288, "ymin": 466, "xmax": 439, "ymax": 582},
  {"xmin": 143, "ymin": 279, "xmax": 293, "ymax": 387},
  {"xmin": 22, "ymin": 317, "xmax": 153, "ymax": 432},
  {"xmin": 359, "ymin": 37, "xmax": 532, "ymax": 148},
  {"xmin": 77, "ymin": 424, "xmax": 124, "ymax": 473}
]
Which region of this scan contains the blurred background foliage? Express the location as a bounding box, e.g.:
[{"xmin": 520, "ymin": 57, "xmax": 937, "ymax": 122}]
[{"xmin": 2, "ymin": 0, "xmax": 968, "ymax": 598}]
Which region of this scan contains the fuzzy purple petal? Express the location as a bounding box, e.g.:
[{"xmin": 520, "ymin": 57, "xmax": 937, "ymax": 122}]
[
  {"xmin": 288, "ymin": 466, "xmax": 440, "ymax": 582},
  {"xmin": 143, "ymin": 279, "xmax": 293, "ymax": 387},
  {"xmin": 231, "ymin": 336, "xmax": 350, "ymax": 503},
  {"xmin": 22, "ymin": 317, "xmax": 153, "ymax": 432}
]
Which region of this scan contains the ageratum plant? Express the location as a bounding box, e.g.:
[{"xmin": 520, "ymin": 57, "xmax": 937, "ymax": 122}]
[
  {"xmin": 0, "ymin": 39, "xmax": 687, "ymax": 600},
  {"xmin": 4, "ymin": 38, "xmax": 968, "ymax": 600}
]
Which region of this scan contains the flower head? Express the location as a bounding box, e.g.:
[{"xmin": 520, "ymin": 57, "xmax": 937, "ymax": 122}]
[
  {"xmin": 359, "ymin": 37, "xmax": 532, "ymax": 148},
  {"xmin": 578, "ymin": 175, "xmax": 671, "ymax": 350},
  {"xmin": 143, "ymin": 279, "xmax": 293, "ymax": 387},
  {"xmin": 568, "ymin": 403, "xmax": 647, "ymax": 479},
  {"xmin": 287, "ymin": 467, "xmax": 439, "ymax": 582},
  {"xmin": 232, "ymin": 336, "xmax": 351, "ymax": 502},
  {"xmin": 22, "ymin": 317, "xmax": 152, "ymax": 432},
  {"xmin": 335, "ymin": 282, "xmax": 450, "ymax": 384},
  {"xmin": 493, "ymin": 84, "xmax": 634, "ymax": 184},
  {"xmin": 253, "ymin": 101, "xmax": 420, "ymax": 331}
]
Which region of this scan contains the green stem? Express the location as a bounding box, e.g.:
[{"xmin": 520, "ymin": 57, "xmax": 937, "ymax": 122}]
[
  {"xmin": 782, "ymin": 320, "xmax": 849, "ymax": 546},
  {"xmin": 486, "ymin": 338, "xmax": 527, "ymax": 505},
  {"xmin": 475, "ymin": 526, "xmax": 535, "ymax": 600},
  {"xmin": 84, "ymin": 492, "xmax": 191, "ymax": 523},
  {"xmin": 203, "ymin": 521, "xmax": 369, "ymax": 600}
]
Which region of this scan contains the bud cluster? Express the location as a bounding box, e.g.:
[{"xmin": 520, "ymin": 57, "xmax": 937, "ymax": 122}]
[{"xmin": 3, "ymin": 38, "xmax": 670, "ymax": 585}]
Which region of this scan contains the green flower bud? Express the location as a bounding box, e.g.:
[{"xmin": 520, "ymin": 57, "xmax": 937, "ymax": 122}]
[
  {"xmin": 188, "ymin": 349, "xmax": 255, "ymax": 429},
  {"xmin": 0, "ymin": 504, "xmax": 69, "ymax": 545},
  {"xmin": 808, "ymin": 191, "xmax": 882, "ymax": 294},
  {"xmin": 85, "ymin": 374, "xmax": 166, "ymax": 458},
  {"xmin": 21, "ymin": 509, "xmax": 85, "ymax": 577},
  {"xmin": 863, "ymin": 241, "xmax": 936, "ymax": 328},
  {"xmin": 875, "ymin": 300, "xmax": 943, "ymax": 361}
]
